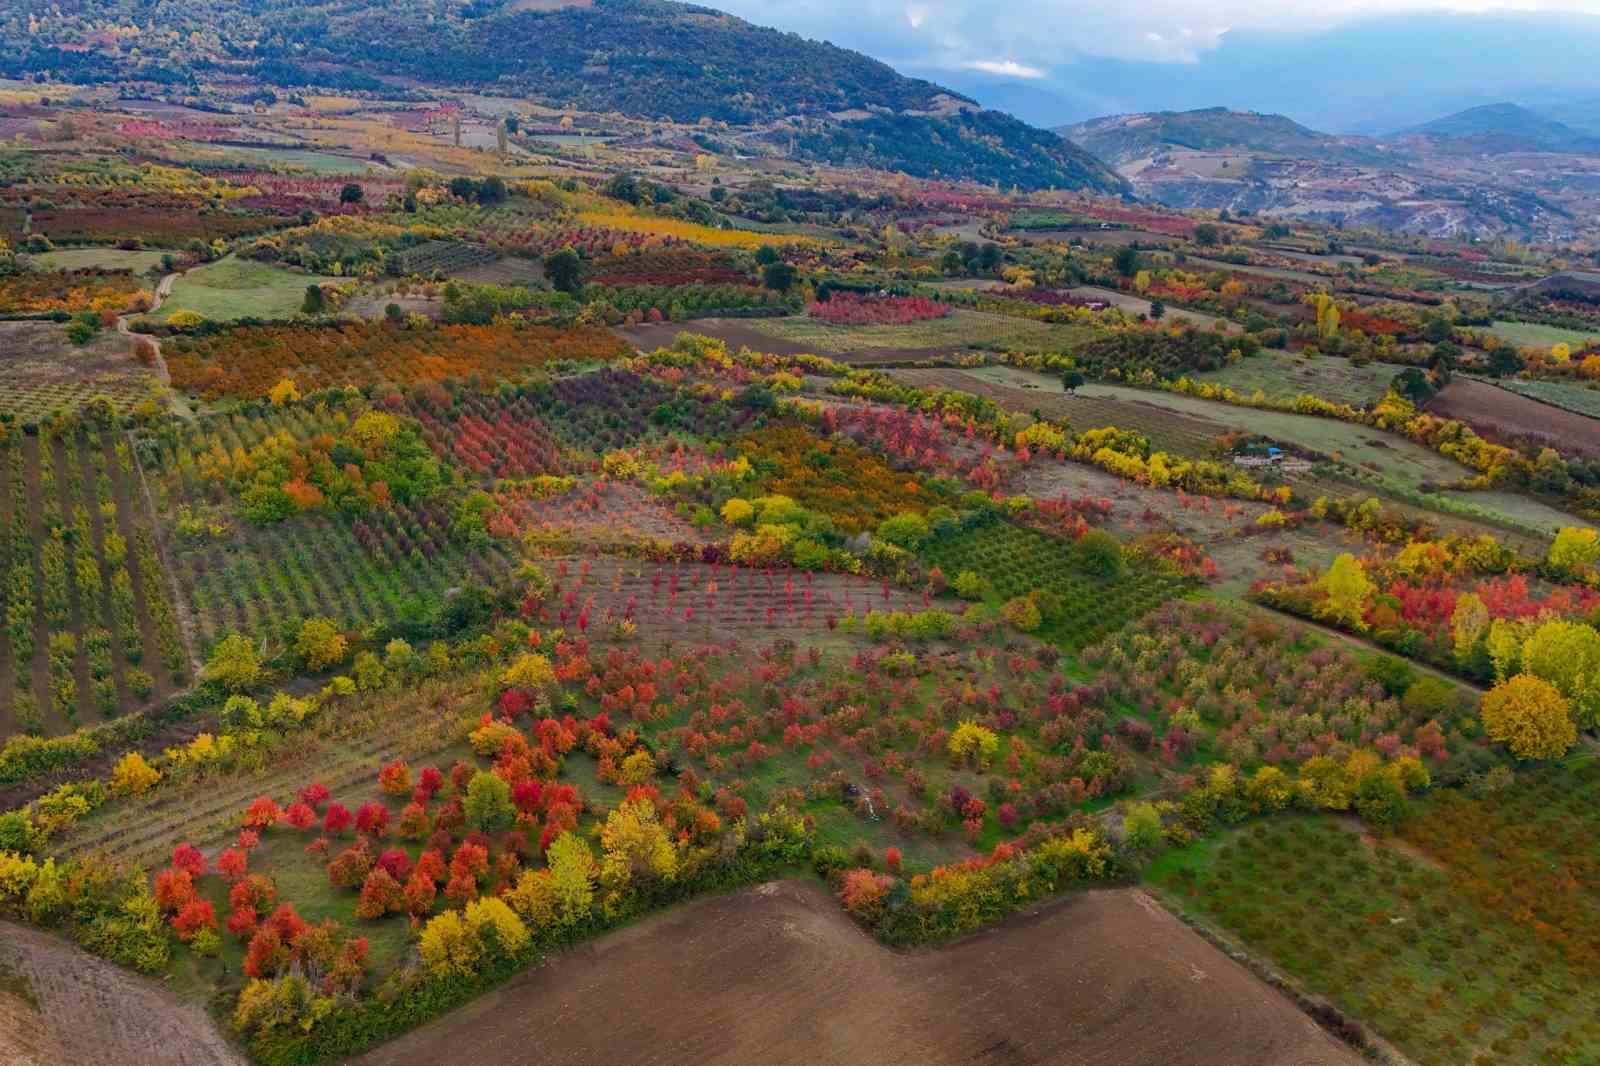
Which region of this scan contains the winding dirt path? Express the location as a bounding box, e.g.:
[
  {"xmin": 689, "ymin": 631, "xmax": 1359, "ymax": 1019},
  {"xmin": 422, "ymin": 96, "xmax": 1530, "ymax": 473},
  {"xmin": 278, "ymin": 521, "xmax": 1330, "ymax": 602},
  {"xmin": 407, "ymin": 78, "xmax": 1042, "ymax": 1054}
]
[{"xmin": 116, "ymin": 271, "xmax": 193, "ymax": 419}]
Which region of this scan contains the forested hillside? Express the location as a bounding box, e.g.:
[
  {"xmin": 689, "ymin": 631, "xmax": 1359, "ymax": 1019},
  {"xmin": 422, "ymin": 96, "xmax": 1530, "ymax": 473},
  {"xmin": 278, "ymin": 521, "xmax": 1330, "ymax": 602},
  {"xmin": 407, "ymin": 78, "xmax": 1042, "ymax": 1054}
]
[{"xmin": 0, "ymin": 0, "xmax": 1122, "ymax": 190}]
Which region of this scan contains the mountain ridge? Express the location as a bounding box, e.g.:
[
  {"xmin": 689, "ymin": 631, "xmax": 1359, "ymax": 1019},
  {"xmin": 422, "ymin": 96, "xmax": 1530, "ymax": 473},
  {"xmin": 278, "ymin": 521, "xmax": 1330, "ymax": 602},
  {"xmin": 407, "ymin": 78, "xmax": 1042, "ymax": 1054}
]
[{"xmin": 0, "ymin": 0, "xmax": 1124, "ymax": 193}]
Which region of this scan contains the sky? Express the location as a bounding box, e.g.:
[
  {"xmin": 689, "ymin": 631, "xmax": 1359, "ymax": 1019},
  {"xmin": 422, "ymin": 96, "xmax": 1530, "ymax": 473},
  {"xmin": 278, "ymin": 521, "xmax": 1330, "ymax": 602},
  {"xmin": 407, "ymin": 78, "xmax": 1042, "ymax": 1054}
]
[{"xmin": 711, "ymin": 1, "xmax": 1600, "ymax": 130}]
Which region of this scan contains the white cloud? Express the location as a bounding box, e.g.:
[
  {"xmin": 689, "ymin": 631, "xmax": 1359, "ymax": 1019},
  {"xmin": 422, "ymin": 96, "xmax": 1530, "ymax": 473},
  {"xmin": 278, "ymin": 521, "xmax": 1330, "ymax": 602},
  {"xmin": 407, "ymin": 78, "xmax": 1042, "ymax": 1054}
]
[{"xmin": 961, "ymin": 58, "xmax": 1045, "ymax": 78}]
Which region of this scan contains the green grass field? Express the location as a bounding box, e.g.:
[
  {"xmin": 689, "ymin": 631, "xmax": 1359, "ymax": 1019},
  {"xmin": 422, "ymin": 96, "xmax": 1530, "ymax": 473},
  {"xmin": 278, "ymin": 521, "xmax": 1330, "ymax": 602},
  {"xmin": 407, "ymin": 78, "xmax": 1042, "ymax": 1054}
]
[
  {"xmin": 745, "ymin": 309, "xmax": 1103, "ymax": 353},
  {"xmin": 1194, "ymin": 351, "xmax": 1396, "ymax": 407},
  {"xmin": 1074, "ymin": 381, "xmax": 1475, "ymax": 488},
  {"xmin": 1488, "ymin": 320, "xmax": 1600, "ymax": 350},
  {"xmin": 147, "ymin": 257, "xmax": 342, "ymax": 323},
  {"xmin": 30, "ymin": 248, "xmax": 169, "ymax": 273}
]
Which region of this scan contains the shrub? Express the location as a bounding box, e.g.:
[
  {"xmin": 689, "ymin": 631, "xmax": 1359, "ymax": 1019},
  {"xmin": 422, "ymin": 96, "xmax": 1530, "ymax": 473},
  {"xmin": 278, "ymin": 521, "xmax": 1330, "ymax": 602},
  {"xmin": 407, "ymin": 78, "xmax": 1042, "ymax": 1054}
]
[
  {"xmin": 296, "ymin": 618, "xmax": 349, "ymax": 672},
  {"xmin": 947, "ymin": 721, "xmax": 999, "ymax": 768},
  {"xmin": 204, "ymin": 634, "xmax": 261, "ymax": 693},
  {"xmin": 110, "ymin": 751, "xmax": 160, "ymax": 796},
  {"xmin": 1073, "ymin": 529, "xmax": 1125, "ymax": 577}
]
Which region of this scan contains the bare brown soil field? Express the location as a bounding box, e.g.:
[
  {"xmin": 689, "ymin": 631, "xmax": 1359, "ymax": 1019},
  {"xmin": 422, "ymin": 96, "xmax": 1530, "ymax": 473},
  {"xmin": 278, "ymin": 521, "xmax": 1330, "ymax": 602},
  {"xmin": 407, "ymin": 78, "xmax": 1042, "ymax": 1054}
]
[
  {"xmin": 1427, "ymin": 377, "xmax": 1600, "ymax": 456},
  {"xmin": 0, "ymin": 922, "xmax": 243, "ymax": 1066},
  {"xmin": 353, "ymin": 879, "xmax": 1362, "ymax": 1066}
]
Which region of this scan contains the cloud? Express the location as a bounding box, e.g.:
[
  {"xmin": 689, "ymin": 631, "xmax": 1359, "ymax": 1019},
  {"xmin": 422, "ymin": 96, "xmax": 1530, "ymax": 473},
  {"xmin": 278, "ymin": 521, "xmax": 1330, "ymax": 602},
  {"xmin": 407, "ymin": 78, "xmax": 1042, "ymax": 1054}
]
[
  {"xmin": 713, "ymin": 0, "xmax": 1595, "ymax": 65},
  {"xmin": 961, "ymin": 59, "xmax": 1045, "ymax": 78}
]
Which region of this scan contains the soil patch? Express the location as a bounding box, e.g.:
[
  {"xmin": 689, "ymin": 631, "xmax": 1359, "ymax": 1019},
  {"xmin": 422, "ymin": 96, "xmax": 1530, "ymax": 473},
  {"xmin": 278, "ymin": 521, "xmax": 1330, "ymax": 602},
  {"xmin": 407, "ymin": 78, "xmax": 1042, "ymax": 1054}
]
[
  {"xmin": 1428, "ymin": 377, "xmax": 1600, "ymax": 457},
  {"xmin": 0, "ymin": 922, "xmax": 244, "ymax": 1066},
  {"xmin": 353, "ymin": 880, "xmax": 1363, "ymax": 1066}
]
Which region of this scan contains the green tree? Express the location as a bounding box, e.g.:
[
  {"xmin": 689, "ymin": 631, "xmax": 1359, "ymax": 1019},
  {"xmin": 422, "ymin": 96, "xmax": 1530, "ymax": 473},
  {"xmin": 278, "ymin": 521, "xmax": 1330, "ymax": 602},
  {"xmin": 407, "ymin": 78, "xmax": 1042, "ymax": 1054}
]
[
  {"xmin": 545, "ymin": 248, "xmax": 583, "ymax": 294},
  {"xmin": 338, "ymin": 183, "xmax": 363, "ymax": 205},
  {"xmin": 754, "ymin": 244, "xmax": 779, "ymax": 266},
  {"xmin": 1192, "ymin": 223, "xmax": 1220, "ymax": 246},
  {"xmin": 1486, "ymin": 346, "xmax": 1525, "ymax": 378},
  {"xmin": 301, "ymin": 284, "xmax": 326, "ymax": 315},
  {"xmin": 762, "ymin": 261, "xmax": 797, "ymax": 292},
  {"xmin": 464, "ymin": 771, "xmax": 515, "ymax": 834},
  {"xmin": 1113, "ymin": 246, "xmax": 1140, "ymax": 278}
]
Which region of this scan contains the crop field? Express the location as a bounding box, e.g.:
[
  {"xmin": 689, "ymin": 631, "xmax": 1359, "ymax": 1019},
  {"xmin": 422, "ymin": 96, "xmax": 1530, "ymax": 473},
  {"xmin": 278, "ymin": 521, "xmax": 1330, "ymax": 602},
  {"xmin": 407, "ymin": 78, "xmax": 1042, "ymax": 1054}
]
[
  {"xmin": 5, "ymin": 71, "xmax": 1600, "ymax": 1066},
  {"xmin": 29, "ymin": 248, "xmax": 169, "ymax": 273},
  {"xmin": 164, "ymin": 320, "xmax": 632, "ymax": 399},
  {"xmin": 1494, "ymin": 377, "xmax": 1600, "ymax": 420},
  {"xmin": 1487, "ymin": 320, "xmax": 1600, "ymax": 349},
  {"xmin": 896, "ymin": 366, "xmax": 1230, "ymax": 456},
  {"xmin": 1152, "ymin": 763, "xmax": 1600, "ymax": 1066},
  {"xmin": 0, "ymin": 322, "xmax": 166, "ymax": 423},
  {"xmin": 146, "ymin": 258, "xmax": 343, "ymax": 324},
  {"xmin": 139, "ymin": 411, "xmax": 517, "ymax": 646},
  {"xmin": 1428, "ymin": 378, "xmax": 1600, "ymax": 456},
  {"xmin": 1193, "ymin": 351, "xmax": 1396, "ymax": 407},
  {"xmin": 0, "ymin": 432, "xmax": 185, "ymax": 737},
  {"xmin": 0, "ymin": 269, "xmax": 150, "ymax": 315},
  {"xmin": 745, "ymin": 309, "xmax": 1104, "ymax": 354},
  {"xmin": 922, "ymin": 519, "xmax": 1191, "ymax": 647}
]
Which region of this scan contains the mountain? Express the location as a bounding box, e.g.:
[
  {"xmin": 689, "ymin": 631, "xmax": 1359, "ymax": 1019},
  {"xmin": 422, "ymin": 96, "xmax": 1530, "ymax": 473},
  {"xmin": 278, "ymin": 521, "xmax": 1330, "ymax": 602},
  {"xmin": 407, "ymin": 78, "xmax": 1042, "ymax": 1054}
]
[
  {"xmin": 0, "ymin": 0, "xmax": 1123, "ymax": 192},
  {"xmin": 1058, "ymin": 108, "xmax": 1368, "ymax": 167},
  {"xmin": 1396, "ymin": 103, "xmax": 1600, "ymax": 154}
]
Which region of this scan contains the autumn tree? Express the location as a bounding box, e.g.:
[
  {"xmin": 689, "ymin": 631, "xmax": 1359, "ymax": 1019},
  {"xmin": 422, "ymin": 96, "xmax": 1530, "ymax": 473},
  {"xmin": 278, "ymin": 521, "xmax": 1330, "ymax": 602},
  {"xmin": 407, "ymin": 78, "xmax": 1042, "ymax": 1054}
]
[
  {"xmin": 1519, "ymin": 619, "xmax": 1600, "ymax": 727},
  {"xmin": 546, "ymin": 831, "xmax": 596, "ymax": 924},
  {"xmin": 599, "ymin": 799, "xmax": 677, "ymax": 895},
  {"xmin": 1481, "ymin": 674, "xmax": 1576, "ymax": 760},
  {"xmin": 204, "ymin": 634, "xmax": 261, "ymax": 693},
  {"xmin": 295, "ymin": 618, "xmax": 349, "ymax": 672},
  {"xmin": 1317, "ymin": 553, "xmax": 1373, "ymax": 629},
  {"xmin": 1549, "ymin": 527, "xmax": 1600, "ymax": 572},
  {"xmin": 110, "ymin": 751, "xmax": 160, "ymax": 796}
]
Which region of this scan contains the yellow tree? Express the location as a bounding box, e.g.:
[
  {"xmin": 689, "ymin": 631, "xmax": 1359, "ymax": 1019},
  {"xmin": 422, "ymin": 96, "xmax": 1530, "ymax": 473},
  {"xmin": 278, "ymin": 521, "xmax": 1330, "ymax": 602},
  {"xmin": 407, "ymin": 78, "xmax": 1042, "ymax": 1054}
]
[
  {"xmin": 599, "ymin": 799, "xmax": 678, "ymax": 895},
  {"xmin": 1519, "ymin": 620, "xmax": 1600, "ymax": 727},
  {"xmin": 1549, "ymin": 527, "xmax": 1600, "ymax": 572},
  {"xmin": 1317, "ymin": 553, "xmax": 1373, "ymax": 629},
  {"xmin": 1481, "ymin": 674, "xmax": 1576, "ymax": 760},
  {"xmin": 545, "ymin": 831, "xmax": 596, "ymax": 925},
  {"xmin": 1449, "ymin": 592, "xmax": 1489, "ymax": 662}
]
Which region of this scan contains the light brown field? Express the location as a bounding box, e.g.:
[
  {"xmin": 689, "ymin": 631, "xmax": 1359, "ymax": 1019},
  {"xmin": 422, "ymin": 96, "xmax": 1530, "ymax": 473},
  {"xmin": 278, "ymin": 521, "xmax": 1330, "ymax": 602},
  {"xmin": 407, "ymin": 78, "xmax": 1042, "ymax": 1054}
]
[{"xmin": 353, "ymin": 879, "xmax": 1364, "ymax": 1066}]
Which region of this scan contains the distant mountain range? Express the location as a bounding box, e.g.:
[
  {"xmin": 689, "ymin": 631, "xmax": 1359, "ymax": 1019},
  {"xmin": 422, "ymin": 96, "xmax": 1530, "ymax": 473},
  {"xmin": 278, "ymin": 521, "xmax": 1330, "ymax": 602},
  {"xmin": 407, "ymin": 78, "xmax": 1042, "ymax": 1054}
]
[
  {"xmin": 1395, "ymin": 103, "xmax": 1600, "ymax": 154},
  {"xmin": 1, "ymin": 0, "xmax": 1123, "ymax": 193},
  {"xmin": 1058, "ymin": 108, "xmax": 1376, "ymax": 168},
  {"xmin": 1057, "ymin": 105, "xmax": 1595, "ymax": 242}
]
